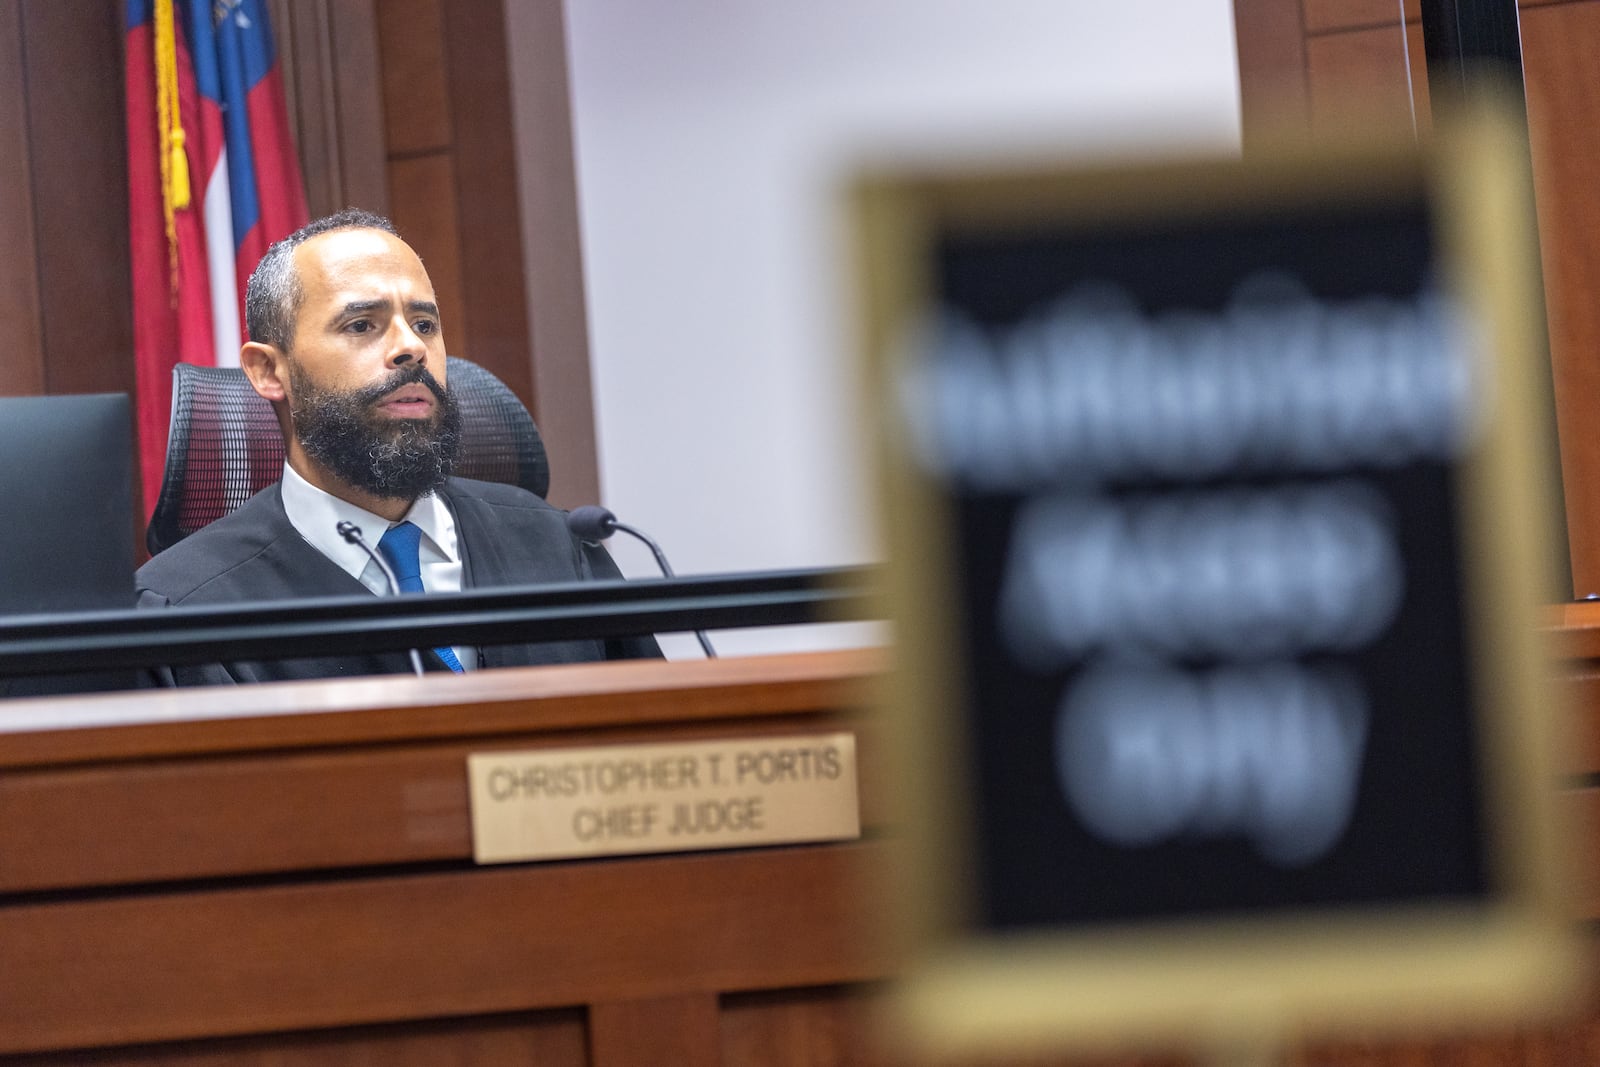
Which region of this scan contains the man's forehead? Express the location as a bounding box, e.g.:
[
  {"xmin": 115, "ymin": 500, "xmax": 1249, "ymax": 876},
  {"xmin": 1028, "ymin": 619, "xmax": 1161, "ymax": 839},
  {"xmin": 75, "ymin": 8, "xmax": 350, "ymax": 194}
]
[{"xmin": 294, "ymin": 227, "xmax": 431, "ymax": 291}]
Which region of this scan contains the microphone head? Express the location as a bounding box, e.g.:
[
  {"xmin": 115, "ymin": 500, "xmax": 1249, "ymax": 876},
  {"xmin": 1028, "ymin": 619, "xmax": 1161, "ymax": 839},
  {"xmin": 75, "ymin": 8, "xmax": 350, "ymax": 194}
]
[
  {"xmin": 335, "ymin": 520, "xmax": 364, "ymax": 544},
  {"xmin": 566, "ymin": 505, "xmax": 619, "ymax": 542}
]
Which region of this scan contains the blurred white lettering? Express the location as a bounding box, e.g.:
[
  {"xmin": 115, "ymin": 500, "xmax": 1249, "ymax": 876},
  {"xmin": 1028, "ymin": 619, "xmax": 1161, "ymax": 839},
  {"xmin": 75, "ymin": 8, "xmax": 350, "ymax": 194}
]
[
  {"xmin": 1056, "ymin": 660, "xmax": 1367, "ymax": 867},
  {"xmin": 1000, "ymin": 482, "xmax": 1402, "ymax": 663},
  {"xmin": 901, "ymin": 274, "xmax": 1475, "ymax": 488}
]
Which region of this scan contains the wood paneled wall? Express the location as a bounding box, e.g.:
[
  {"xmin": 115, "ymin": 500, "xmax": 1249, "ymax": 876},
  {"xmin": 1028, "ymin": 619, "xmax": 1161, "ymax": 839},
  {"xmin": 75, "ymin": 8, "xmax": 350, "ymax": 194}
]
[
  {"xmin": 1234, "ymin": 0, "xmax": 1427, "ymax": 145},
  {"xmin": 0, "ymin": 2, "xmax": 48, "ymax": 400},
  {"xmin": 0, "ymin": 0, "xmax": 600, "ymax": 515},
  {"xmin": 0, "ymin": 4, "xmax": 134, "ymax": 404},
  {"xmin": 268, "ymin": 0, "xmax": 390, "ymax": 221},
  {"xmin": 1521, "ymin": 2, "xmax": 1600, "ymax": 598},
  {"xmin": 1304, "ymin": 3, "xmax": 1429, "ymax": 139},
  {"xmin": 501, "ymin": 0, "xmax": 604, "ymax": 510},
  {"xmin": 1234, "ymin": 0, "xmax": 1600, "ymax": 596}
]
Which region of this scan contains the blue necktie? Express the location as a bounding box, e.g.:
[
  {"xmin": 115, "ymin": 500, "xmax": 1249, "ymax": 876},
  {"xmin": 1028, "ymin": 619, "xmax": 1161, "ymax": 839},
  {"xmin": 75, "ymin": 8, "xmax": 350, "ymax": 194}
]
[{"xmin": 376, "ymin": 521, "xmax": 465, "ymax": 673}]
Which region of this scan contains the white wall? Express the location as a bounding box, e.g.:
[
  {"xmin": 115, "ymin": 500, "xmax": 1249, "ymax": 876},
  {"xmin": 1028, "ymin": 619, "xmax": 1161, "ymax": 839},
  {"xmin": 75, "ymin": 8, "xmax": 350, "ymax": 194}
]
[{"xmin": 564, "ymin": 1, "xmax": 1243, "ymax": 657}]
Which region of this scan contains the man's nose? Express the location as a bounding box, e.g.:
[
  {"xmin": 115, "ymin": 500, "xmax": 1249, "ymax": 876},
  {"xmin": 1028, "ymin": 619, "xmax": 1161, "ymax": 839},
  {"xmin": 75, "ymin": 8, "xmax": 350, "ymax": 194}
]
[{"xmin": 385, "ymin": 320, "xmax": 429, "ymax": 368}]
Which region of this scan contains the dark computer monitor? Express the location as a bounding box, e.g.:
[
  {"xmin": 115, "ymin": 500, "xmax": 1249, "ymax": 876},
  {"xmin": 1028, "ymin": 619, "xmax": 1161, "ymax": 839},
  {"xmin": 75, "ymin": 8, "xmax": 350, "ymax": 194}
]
[{"xmin": 0, "ymin": 393, "xmax": 135, "ymax": 615}]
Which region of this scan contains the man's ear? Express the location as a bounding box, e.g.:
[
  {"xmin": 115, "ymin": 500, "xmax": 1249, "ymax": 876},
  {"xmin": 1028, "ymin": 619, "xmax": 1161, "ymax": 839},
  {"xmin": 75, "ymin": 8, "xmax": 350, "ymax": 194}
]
[{"xmin": 241, "ymin": 341, "xmax": 289, "ymax": 403}]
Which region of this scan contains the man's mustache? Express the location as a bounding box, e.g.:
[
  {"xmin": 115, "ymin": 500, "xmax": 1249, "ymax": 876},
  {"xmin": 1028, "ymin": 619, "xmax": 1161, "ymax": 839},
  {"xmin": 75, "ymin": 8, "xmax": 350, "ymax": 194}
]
[{"xmin": 354, "ymin": 364, "xmax": 448, "ymax": 409}]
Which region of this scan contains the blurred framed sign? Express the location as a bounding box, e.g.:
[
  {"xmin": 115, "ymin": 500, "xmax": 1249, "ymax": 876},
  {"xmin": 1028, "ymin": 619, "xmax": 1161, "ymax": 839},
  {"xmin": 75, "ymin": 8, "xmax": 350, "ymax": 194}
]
[{"xmin": 856, "ymin": 110, "xmax": 1579, "ymax": 1058}]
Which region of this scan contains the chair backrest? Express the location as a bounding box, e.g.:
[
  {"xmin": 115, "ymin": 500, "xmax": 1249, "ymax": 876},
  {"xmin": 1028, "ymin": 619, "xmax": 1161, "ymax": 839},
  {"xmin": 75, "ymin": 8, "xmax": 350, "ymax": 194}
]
[{"xmin": 145, "ymin": 357, "xmax": 549, "ymax": 554}]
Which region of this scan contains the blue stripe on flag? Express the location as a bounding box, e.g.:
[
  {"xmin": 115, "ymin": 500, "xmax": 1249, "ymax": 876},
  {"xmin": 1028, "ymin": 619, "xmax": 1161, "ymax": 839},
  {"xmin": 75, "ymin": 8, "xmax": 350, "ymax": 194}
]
[
  {"xmin": 178, "ymin": 0, "xmax": 223, "ymax": 102},
  {"xmin": 214, "ymin": 2, "xmax": 271, "ymax": 245},
  {"xmin": 126, "ymin": 0, "xmax": 152, "ymax": 31},
  {"xmin": 230, "ymin": 0, "xmax": 277, "ymax": 88}
]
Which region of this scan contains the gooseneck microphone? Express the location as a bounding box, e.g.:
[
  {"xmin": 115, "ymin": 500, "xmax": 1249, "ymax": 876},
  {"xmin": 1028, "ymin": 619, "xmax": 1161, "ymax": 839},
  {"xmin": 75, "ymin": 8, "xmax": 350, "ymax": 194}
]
[
  {"xmin": 336, "ymin": 520, "xmax": 426, "ymax": 678},
  {"xmin": 566, "ymin": 506, "xmax": 717, "ymax": 658}
]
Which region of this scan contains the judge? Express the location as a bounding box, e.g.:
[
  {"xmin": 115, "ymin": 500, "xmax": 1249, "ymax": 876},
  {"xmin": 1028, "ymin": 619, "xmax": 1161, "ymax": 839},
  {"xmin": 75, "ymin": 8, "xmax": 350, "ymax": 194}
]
[{"xmin": 136, "ymin": 208, "xmax": 658, "ymax": 685}]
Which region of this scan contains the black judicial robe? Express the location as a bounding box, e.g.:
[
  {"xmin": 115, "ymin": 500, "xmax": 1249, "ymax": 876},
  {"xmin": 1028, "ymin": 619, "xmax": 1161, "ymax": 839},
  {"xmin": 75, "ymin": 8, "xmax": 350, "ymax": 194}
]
[{"xmin": 134, "ymin": 476, "xmax": 660, "ymax": 686}]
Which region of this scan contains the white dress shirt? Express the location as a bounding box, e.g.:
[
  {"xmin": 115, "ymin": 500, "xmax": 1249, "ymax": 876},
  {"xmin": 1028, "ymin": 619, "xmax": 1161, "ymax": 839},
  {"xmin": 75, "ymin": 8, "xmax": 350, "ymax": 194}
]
[{"xmin": 278, "ymin": 464, "xmax": 478, "ymax": 669}]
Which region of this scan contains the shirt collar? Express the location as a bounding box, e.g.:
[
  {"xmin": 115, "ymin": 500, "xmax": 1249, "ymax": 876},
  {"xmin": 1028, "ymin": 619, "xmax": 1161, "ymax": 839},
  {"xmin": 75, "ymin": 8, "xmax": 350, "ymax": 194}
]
[{"xmin": 279, "ymin": 464, "xmax": 459, "ymax": 582}]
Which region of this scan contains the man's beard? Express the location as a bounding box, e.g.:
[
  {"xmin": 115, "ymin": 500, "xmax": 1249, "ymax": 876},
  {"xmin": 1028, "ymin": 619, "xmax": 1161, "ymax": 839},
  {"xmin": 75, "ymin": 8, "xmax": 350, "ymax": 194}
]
[{"xmin": 288, "ymin": 361, "xmax": 462, "ymax": 501}]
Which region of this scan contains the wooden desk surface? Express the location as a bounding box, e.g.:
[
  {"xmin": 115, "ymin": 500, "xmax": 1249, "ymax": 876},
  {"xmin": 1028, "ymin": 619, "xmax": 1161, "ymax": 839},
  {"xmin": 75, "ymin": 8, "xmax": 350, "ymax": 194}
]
[{"xmin": 0, "ymin": 649, "xmax": 884, "ymax": 765}]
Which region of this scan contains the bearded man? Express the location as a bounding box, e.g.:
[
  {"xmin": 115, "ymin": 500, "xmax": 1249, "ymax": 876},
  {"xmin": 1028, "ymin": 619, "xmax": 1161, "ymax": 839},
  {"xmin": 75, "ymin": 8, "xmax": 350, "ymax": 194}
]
[{"xmin": 135, "ymin": 209, "xmax": 658, "ymax": 685}]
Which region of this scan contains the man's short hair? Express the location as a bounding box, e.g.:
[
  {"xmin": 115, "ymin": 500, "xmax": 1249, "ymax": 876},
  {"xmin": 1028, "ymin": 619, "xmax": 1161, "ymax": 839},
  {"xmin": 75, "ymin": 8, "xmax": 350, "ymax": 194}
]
[{"xmin": 244, "ymin": 208, "xmax": 401, "ymax": 353}]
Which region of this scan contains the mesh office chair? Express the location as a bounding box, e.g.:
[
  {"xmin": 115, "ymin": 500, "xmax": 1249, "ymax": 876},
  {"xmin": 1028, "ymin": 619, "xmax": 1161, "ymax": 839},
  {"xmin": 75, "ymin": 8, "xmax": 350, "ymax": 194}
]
[{"xmin": 145, "ymin": 357, "xmax": 550, "ymax": 554}]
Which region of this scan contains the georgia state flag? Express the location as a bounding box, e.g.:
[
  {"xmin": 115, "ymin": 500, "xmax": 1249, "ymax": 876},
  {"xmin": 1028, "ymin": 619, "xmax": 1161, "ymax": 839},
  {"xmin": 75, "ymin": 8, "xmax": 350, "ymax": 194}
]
[{"xmin": 126, "ymin": 0, "xmax": 307, "ymax": 514}]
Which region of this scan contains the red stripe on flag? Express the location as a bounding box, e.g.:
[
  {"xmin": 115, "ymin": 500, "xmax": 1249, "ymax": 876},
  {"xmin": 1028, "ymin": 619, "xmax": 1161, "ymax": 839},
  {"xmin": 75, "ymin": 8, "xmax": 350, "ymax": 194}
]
[{"xmin": 126, "ymin": 19, "xmax": 215, "ymax": 517}]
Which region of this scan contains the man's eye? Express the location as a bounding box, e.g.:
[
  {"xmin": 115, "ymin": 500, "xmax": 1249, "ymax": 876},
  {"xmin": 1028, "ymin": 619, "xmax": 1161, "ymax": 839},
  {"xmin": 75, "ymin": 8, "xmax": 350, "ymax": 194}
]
[
  {"xmin": 345, "ymin": 319, "xmax": 373, "ymax": 334},
  {"xmin": 414, "ymin": 319, "xmax": 437, "ymax": 335}
]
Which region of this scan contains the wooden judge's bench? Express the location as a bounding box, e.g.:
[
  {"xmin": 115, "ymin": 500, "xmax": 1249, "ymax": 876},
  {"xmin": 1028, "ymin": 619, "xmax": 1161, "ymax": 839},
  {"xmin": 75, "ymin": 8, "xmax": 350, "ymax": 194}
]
[
  {"xmin": 0, "ymin": 651, "xmax": 891, "ymax": 1066},
  {"xmin": 4, "ymin": 630, "xmax": 1600, "ymax": 1067}
]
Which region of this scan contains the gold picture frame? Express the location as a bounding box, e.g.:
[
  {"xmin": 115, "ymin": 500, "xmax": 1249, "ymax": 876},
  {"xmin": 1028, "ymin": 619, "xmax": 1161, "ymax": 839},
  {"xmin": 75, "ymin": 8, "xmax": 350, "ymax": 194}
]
[{"xmin": 855, "ymin": 105, "xmax": 1582, "ymax": 1060}]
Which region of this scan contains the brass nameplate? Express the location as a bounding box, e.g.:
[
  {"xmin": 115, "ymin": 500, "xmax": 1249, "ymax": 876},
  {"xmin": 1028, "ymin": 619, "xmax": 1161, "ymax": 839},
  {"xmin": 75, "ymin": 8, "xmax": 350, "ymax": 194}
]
[{"xmin": 467, "ymin": 732, "xmax": 860, "ymax": 863}]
